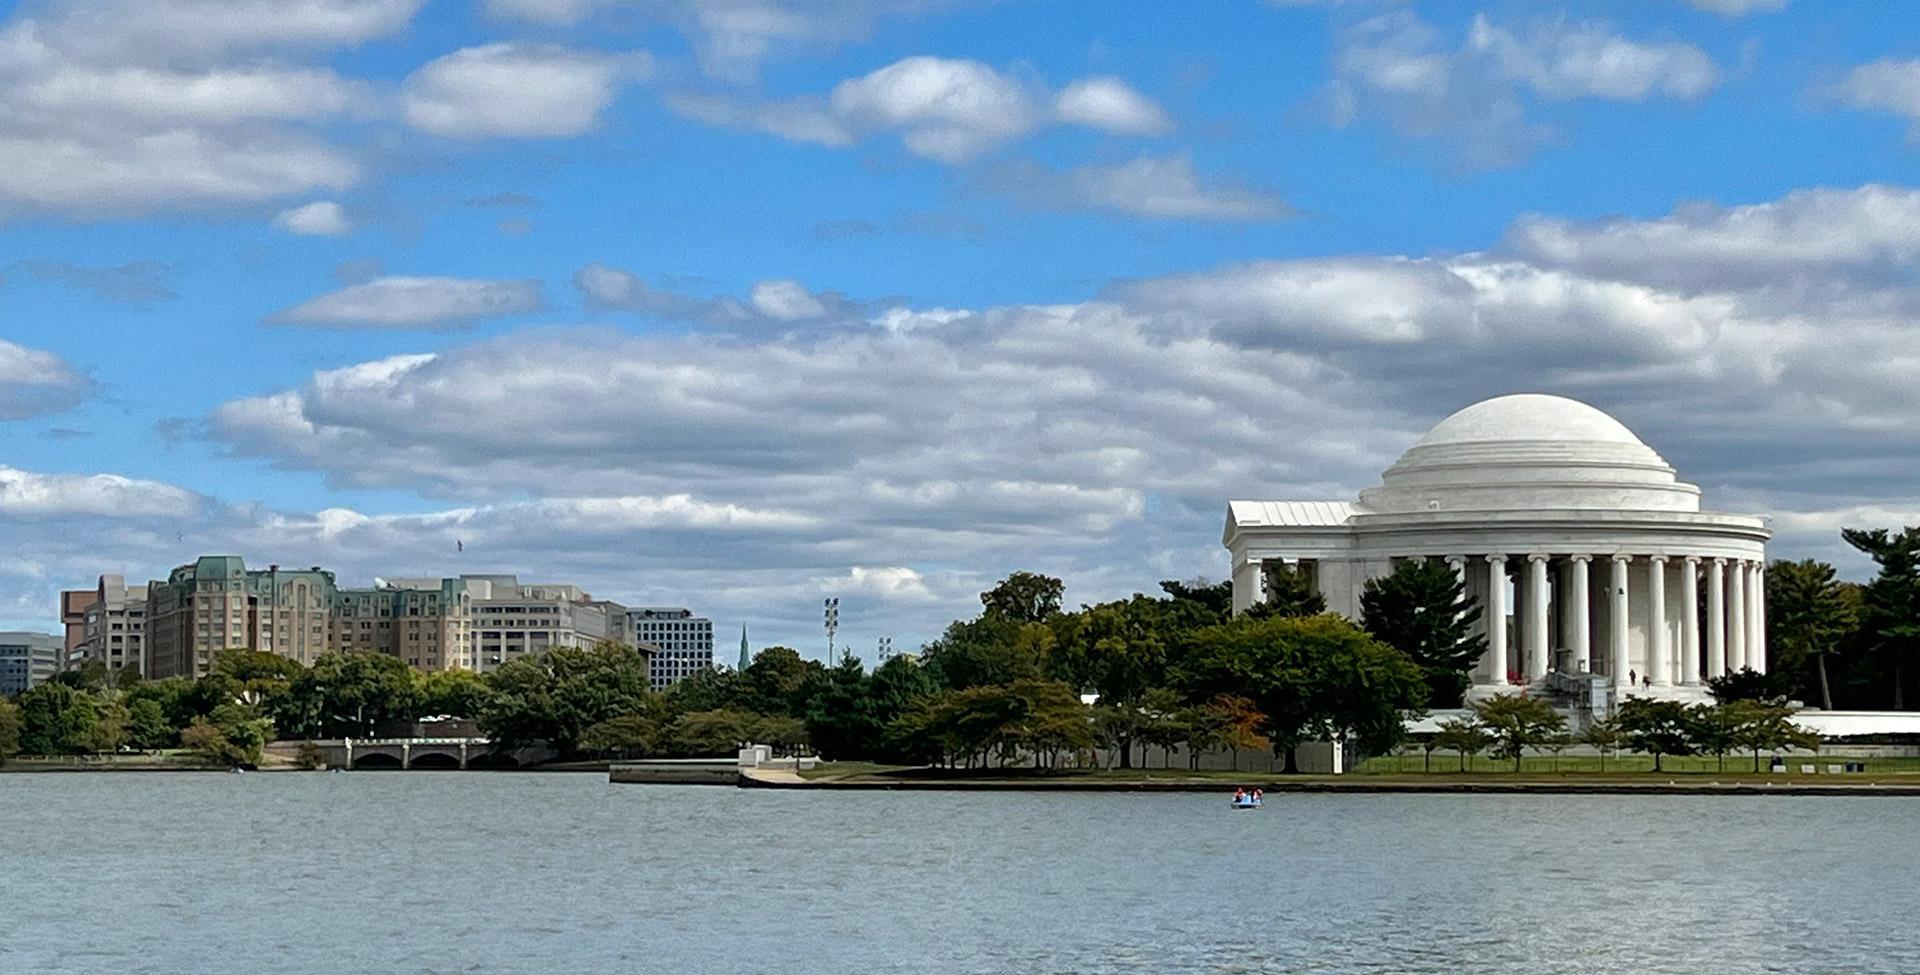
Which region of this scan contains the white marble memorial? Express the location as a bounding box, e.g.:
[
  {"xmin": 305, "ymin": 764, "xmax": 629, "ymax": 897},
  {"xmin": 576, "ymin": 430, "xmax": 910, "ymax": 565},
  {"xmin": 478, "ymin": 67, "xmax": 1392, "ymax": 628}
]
[{"xmin": 1223, "ymin": 394, "xmax": 1768, "ymax": 701}]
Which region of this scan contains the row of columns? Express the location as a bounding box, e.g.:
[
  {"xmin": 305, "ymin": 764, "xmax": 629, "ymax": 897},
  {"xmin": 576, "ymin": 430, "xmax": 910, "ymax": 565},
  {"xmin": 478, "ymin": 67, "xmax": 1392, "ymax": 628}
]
[{"xmin": 1449, "ymin": 554, "xmax": 1766, "ymax": 689}]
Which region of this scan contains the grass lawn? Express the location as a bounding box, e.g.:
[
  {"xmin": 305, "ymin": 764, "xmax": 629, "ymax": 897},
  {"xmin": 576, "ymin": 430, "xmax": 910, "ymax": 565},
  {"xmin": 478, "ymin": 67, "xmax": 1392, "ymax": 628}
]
[{"xmin": 1359, "ymin": 753, "xmax": 1920, "ymax": 776}]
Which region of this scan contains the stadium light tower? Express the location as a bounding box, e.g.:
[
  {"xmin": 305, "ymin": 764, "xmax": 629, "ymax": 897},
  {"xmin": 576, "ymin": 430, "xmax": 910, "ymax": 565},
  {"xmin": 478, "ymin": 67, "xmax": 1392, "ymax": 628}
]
[{"xmin": 824, "ymin": 597, "xmax": 839, "ymax": 664}]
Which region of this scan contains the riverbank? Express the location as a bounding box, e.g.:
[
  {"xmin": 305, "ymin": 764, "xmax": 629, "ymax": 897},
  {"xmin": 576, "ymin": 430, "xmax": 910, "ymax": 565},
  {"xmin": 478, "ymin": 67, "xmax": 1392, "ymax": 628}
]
[{"xmin": 742, "ymin": 765, "xmax": 1920, "ymax": 795}]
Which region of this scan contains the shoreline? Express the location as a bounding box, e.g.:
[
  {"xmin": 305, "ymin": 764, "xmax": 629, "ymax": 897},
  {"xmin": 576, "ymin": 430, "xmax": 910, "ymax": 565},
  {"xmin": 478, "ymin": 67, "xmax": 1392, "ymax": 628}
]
[{"xmin": 738, "ymin": 767, "xmax": 1920, "ymax": 795}]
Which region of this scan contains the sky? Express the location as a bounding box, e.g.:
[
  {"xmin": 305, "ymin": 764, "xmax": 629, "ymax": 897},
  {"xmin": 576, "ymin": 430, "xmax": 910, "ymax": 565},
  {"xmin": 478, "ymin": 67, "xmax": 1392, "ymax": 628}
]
[{"xmin": 4, "ymin": 0, "xmax": 1920, "ymax": 661}]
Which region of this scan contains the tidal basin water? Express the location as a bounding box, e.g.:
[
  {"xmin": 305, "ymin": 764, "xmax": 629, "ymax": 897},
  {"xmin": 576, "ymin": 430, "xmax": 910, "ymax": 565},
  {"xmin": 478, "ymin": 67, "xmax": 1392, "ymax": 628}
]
[{"xmin": 4, "ymin": 773, "xmax": 1919, "ymax": 974}]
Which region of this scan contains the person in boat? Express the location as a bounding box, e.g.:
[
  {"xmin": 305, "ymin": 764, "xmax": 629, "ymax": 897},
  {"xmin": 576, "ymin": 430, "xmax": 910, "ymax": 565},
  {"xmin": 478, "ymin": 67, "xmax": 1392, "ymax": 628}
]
[
  {"xmin": 1233, "ymin": 787, "xmax": 1246, "ymax": 803},
  {"xmin": 1251, "ymin": 788, "xmax": 1263, "ymax": 803}
]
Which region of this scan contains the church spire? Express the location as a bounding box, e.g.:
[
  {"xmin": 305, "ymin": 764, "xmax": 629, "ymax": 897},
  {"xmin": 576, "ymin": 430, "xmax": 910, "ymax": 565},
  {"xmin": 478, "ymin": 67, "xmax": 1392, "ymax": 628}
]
[{"xmin": 737, "ymin": 624, "xmax": 751, "ymax": 671}]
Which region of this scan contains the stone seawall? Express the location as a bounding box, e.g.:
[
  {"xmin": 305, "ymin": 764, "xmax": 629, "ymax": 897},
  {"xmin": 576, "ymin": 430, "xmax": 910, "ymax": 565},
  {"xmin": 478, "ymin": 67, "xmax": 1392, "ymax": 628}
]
[{"xmin": 609, "ymin": 761, "xmax": 739, "ymax": 785}]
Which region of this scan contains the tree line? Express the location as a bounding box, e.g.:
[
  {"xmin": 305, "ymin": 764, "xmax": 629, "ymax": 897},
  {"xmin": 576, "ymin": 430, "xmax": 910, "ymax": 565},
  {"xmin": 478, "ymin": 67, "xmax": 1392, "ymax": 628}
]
[
  {"xmin": 1766, "ymin": 528, "xmax": 1920, "ymax": 711},
  {"xmin": 1426, "ymin": 690, "xmax": 1818, "ymax": 774}
]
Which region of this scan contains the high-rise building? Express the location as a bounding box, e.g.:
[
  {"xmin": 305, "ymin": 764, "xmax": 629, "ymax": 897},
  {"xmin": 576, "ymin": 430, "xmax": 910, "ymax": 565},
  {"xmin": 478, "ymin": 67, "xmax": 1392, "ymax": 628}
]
[
  {"xmin": 143, "ymin": 557, "xmax": 337, "ymax": 679},
  {"xmin": 0, "ymin": 632, "xmax": 63, "ymax": 696},
  {"xmin": 628, "ymin": 608, "xmax": 713, "ymax": 689},
  {"xmin": 58, "ymin": 589, "xmax": 91, "ymax": 668},
  {"xmin": 73, "ymin": 575, "xmax": 146, "ymax": 674},
  {"xmin": 450, "ymin": 575, "xmax": 638, "ymax": 672}
]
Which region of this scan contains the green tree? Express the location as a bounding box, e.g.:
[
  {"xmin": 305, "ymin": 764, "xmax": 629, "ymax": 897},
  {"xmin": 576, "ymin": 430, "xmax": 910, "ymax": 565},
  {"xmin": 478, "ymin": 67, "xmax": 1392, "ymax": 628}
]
[
  {"xmin": 1687, "ymin": 703, "xmax": 1740, "ymax": 772},
  {"xmin": 1157, "ymin": 579, "xmax": 1235, "ymax": 620},
  {"xmin": 1053, "ymin": 597, "xmax": 1173, "ymax": 766},
  {"xmin": 56, "ymin": 659, "xmax": 110, "ymax": 691},
  {"xmin": 1433, "ymin": 717, "xmax": 1489, "ymax": 772},
  {"xmin": 211, "ymin": 649, "xmax": 303, "ymax": 707},
  {"xmin": 1582, "ymin": 716, "xmax": 1624, "ymax": 771},
  {"xmin": 1008, "ymin": 679, "xmax": 1093, "ymax": 768},
  {"xmin": 1472, "ymin": 694, "xmax": 1567, "ymax": 772},
  {"xmin": 1706, "ymin": 668, "xmax": 1787, "ymax": 705},
  {"xmin": 980, "ymin": 571, "xmax": 1065, "ymax": 623},
  {"xmin": 805, "ymin": 655, "xmax": 883, "ymax": 760},
  {"xmin": 669, "ymin": 708, "xmax": 759, "ymax": 755},
  {"xmin": 662, "ymin": 666, "xmax": 747, "ymax": 713},
  {"xmin": 290, "ymin": 651, "xmax": 421, "ymax": 738},
  {"xmin": 1766, "ymin": 559, "xmax": 1860, "ymax": 710},
  {"xmin": 749, "ymin": 714, "xmax": 810, "ymax": 755},
  {"xmin": 125, "ymin": 698, "xmax": 174, "ymax": 751},
  {"xmin": 1138, "ymin": 687, "xmax": 1188, "ymax": 768},
  {"xmin": 1727, "ymin": 700, "xmax": 1801, "ymax": 772},
  {"xmin": 180, "ymin": 703, "xmax": 273, "ymax": 766},
  {"xmin": 1360, "ymin": 558, "xmax": 1487, "ymax": 708},
  {"xmin": 418, "ymin": 669, "xmax": 493, "ymax": 719},
  {"xmin": 867, "ymin": 654, "xmax": 937, "ymax": 762},
  {"xmin": 580, "ymin": 707, "xmax": 671, "ymax": 759},
  {"xmin": 1243, "ymin": 563, "xmax": 1327, "ymax": 619},
  {"xmin": 83, "ymin": 698, "xmax": 129, "ymax": 755},
  {"xmin": 1616, "ymin": 698, "xmax": 1695, "ymax": 772},
  {"xmin": 480, "ymin": 643, "xmax": 655, "ymax": 754},
  {"xmin": 1179, "ymin": 613, "xmax": 1425, "ymax": 770},
  {"xmin": 741, "ymin": 646, "xmax": 825, "ymax": 717},
  {"xmin": 921, "ymin": 615, "xmax": 1049, "ymax": 690},
  {"xmin": 0, "ymin": 698, "xmax": 20, "ymax": 765},
  {"xmin": 15, "ymin": 683, "xmax": 98, "ymax": 755},
  {"xmin": 1843, "ymin": 526, "xmax": 1920, "ymax": 709}
]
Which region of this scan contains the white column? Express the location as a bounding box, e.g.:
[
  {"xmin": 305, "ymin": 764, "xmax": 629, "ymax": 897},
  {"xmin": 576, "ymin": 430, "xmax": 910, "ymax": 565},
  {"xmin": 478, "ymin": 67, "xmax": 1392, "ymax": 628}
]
[
  {"xmin": 1609, "ymin": 555, "xmax": 1631, "ymax": 686},
  {"xmin": 1647, "ymin": 556, "xmax": 1669, "ymax": 687},
  {"xmin": 1727, "ymin": 559, "xmax": 1748, "ymax": 674},
  {"xmin": 1706, "ymin": 559, "xmax": 1727, "ymax": 678},
  {"xmin": 1750, "ymin": 561, "xmax": 1767, "ymax": 675},
  {"xmin": 1570, "ymin": 555, "xmax": 1591, "ymax": 673},
  {"xmin": 1485, "ymin": 555, "xmax": 1508, "ymax": 687},
  {"xmin": 1526, "ymin": 555, "xmax": 1550, "ymax": 682},
  {"xmin": 1680, "ymin": 557, "xmax": 1700, "ymax": 685}
]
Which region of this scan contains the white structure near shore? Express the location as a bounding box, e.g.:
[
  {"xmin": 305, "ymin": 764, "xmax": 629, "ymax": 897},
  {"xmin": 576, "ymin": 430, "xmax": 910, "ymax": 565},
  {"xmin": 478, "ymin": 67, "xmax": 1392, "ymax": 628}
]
[{"xmin": 1225, "ymin": 394, "xmax": 1769, "ymax": 704}]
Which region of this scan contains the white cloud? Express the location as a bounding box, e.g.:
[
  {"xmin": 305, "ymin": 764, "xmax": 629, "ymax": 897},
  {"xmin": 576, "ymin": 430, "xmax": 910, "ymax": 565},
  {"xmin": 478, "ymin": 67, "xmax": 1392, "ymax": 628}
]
[
  {"xmin": 1466, "ymin": 15, "xmax": 1718, "ymax": 101},
  {"xmin": 1054, "ymin": 76, "xmax": 1174, "ymax": 135},
  {"xmin": 670, "ymin": 55, "xmax": 1169, "ymax": 163},
  {"xmin": 0, "ymin": 2, "xmax": 387, "ymax": 217},
  {"xmin": 0, "ymin": 340, "xmax": 94, "ymax": 420},
  {"xmin": 573, "ymin": 263, "xmax": 867, "ymax": 329},
  {"xmin": 1326, "ymin": 11, "xmax": 1720, "ymax": 169},
  {"xmin": 1505, "ymin": 184, "xmax": 1920, "ymax": 289},
  {"xmin": 0, "ymin": 467, "xmax": 201, "ymax": 519},
  {"xmin": 483, "ymin": 0, "xmax": 959, "ymax": 84},
  {"xmin": 1828, "ymin": 58, "xmax": 1920, "ymax": 127},
  {"xmin": 985, "ymin": 155, "xmax": 1292, "ymax": 222},
  {"xmin": 267, "ymin": 276, "xmax": 546, "ymax": 329},
  {"xmin": 1686, "ymin": 0, "xmax": 1787, "ymax": 14},
  {"xmin": 828, "ymin": 56, "xmax": 1041, "ymax": 162},
  {"xmin": 275, "ymin": 200, "xmax": 354, "ymax": 236},
  {"xmin": 403, "ymin": 43, "xmax": 649, "ymax": 138},
  {"xmin": 751, "ymin": 280, "xmax": 830, "ymax": 321}
]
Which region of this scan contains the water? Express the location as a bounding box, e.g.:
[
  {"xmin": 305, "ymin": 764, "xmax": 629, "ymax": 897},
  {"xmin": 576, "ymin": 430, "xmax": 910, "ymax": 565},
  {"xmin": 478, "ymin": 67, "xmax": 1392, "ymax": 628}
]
[{"xmin": 3, "ymin": 773, "xmax": 1917, "ymax": 974}]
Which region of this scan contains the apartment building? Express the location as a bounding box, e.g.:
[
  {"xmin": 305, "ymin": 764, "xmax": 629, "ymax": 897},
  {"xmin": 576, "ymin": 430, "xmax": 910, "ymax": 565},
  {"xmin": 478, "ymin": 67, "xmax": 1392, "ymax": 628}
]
[
  {"xmin": 628, "ymin": 607, "xmax": 713, "ymax": 690},
  {"xmin": 72, "ymin": 575, "xmax": 146, "ymax": 674},
  {"xmin": 143, "ymin": 557, "xmax": 337, "ymax": 679},
  {"xmin": 333, "ymin": 577, "xmax": 475, "ymax": 671},
  {"xmin": 0, "ymin": 632, "xmax": 63, "ymax": 696}
]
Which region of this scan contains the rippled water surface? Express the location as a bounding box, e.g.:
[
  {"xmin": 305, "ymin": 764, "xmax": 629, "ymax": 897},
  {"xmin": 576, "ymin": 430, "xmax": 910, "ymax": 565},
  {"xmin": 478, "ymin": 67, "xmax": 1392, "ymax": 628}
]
[{"xmin": 4, "ymin": 772, "xmax": 1918, "ymax": 974}]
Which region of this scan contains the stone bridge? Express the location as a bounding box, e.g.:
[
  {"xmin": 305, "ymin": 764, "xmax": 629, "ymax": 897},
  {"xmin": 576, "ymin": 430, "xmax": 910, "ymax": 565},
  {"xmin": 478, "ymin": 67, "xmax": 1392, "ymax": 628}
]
[{"xmin": 286, "ymin": 738, "xmax": 555, "ymax": 770}]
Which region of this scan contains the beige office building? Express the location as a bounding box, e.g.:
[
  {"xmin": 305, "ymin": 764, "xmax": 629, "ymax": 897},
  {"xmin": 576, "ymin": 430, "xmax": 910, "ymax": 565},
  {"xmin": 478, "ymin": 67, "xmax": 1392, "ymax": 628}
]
[{"xmin": 73, "ymin": 575, "xmax": 146, "ymax": 674}]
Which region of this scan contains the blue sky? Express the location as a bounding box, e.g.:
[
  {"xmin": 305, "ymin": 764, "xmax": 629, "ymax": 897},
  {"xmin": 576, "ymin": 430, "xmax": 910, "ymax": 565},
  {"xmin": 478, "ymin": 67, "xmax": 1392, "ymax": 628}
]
[{"xmin": 5, "ymin": 0, "xmax": 1920, "ymax": 658}]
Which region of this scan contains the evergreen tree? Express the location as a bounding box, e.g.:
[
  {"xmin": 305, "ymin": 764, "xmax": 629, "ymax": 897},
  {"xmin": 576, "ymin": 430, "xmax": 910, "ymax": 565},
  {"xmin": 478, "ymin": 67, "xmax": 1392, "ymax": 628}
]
[
  {"xmin": 1244, "ymin": 563, "xmax": 1327, "ymax": 619},
  {"xmin": 805, "ymin": 656, "xmax": 884, "ymax": 760},
  {"xmin": 1359, "ymin": 558, "xmax": 1487, "ymax": 708},
  {"xmin": 1766, "ymin": 559, "xmax": 1860, "ymax": 710},
  {"xmin": 1842, "ymin": 527, "xmax": 1920, "ymax": 709}
]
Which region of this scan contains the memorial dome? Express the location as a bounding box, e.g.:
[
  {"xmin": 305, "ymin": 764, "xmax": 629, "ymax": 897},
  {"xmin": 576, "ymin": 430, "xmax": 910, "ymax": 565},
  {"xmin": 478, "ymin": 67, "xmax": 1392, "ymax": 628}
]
[{"xmin": 1357, "ymin": 393, "xmax": 1700, "ymax": 514}]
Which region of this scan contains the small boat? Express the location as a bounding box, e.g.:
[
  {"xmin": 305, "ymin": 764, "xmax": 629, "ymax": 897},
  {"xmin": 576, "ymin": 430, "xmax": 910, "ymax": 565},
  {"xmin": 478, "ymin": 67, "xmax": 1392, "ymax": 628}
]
[{"xmin": 1230, "ymin": 795, "xmax": 1263, "ymax": 809}]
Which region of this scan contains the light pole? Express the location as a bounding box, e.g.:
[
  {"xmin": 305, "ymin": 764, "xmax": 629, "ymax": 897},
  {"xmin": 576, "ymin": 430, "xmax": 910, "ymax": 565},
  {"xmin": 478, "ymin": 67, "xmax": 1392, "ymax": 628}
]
[
  {"xmin": 878, "ymin": 636, "xmax": 892, "ymax": 662},
  {"xmin": 823, "ymin": 598, "xmax": 839, "ymax": 665}
]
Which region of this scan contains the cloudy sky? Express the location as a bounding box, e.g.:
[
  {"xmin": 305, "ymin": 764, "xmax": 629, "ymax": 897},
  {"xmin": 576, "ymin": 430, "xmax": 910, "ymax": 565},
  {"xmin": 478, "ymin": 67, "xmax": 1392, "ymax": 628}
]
[{"xmin": 4, "ymin": 0, "xmax": 1919, "ymax": 659}]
